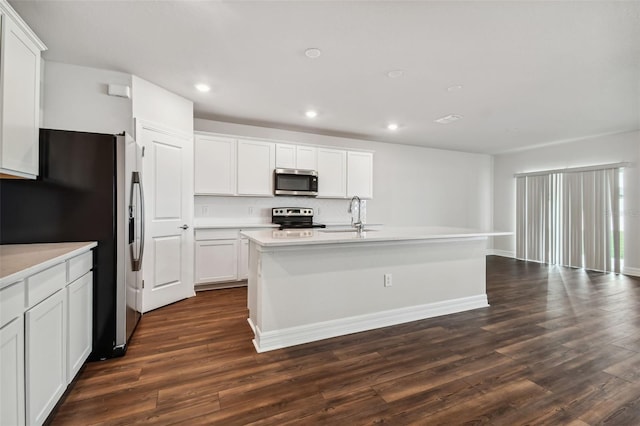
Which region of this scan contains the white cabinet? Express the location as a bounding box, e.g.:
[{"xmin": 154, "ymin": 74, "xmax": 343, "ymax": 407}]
[
  {"xmin": 66, "ymin": 271, "xmax": 92, "ymax": 383},
  {"xmin": 25, "ymin": 289, "xmax": 67, "ymax": 426},
  {"xmin": 192, "ymin": 131, "xmax": 373, "ymax": 199},
  {"xmin": 347, "ymin": 151, "xmax": 373, "ymax": 199},
  {"xmin": 1, "ymin": 317, "xmax": 25, "ymax": 426},
  {"xmin": 296, "ymin": 146, "xmax": 317, "ymax": 170},
  {"xmin": 195, "ymin": 239, "xmax": 238, "ymax": 284},
  {"xmin": 275, "ymin": 144, "xmax": 296, "ymax": 169},
  {"xmin": 0, "ymin": 280, "xmax": 25, "ymax": 426},
  {"xmin": 195, "ymin": 228, "xmax": 270, "ymax": 287},
  {"xmin": 317, "ymin": 148, "xmax": 347, "ymax": 198},
  {"xmin": 237, "ymin": 139, "xmax": 275, "ymax": 196},
  {"xmin": 0, "ymin": 2, "xmax": 46, "ymax": 179},
  {"xmin": 276, "ymin": 143, "xmax": 317, "ymax": 170},
  {"xmin": 194, "ymin": 134, "xmax": 236, "ymax": 195}
]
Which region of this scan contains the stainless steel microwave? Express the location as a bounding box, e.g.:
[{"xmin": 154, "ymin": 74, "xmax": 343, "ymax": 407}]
[{"xmin": 274, "ymin": 168, "xmax": 318, "ymax": 196}]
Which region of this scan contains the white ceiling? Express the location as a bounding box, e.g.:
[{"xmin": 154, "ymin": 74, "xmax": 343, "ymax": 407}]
[{"xmin": 10, "ymin": 0, "xmax": 640, "ymax": 154}]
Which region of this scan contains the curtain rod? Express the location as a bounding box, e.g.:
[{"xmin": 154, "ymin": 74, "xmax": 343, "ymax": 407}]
[{"xmin": 514, "ymin": 162, "xmax": 632, "ymax": 178}]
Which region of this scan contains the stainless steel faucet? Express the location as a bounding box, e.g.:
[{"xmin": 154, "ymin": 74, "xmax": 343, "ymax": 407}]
[{"xmin": 348, "ymin": 195, "xmax": 363, "ymax": 234}]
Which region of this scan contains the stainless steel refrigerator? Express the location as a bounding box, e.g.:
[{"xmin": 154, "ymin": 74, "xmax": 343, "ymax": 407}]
[{"xmin": 0, "ymin": 129, "xmax": 144, "ymax": 360}]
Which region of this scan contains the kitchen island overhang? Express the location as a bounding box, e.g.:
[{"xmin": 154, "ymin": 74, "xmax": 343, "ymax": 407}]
[{"xmin": 242, "ymin": 227, "xmax": 511, "ymax": 353}]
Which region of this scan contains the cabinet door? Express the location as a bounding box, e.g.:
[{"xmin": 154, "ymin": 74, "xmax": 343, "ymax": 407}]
[
  {"xmin": 317, "ymin": 148, "xmax": 347, "ymax": 198},
  {"xmin": 238, "ymin": 238, "xmax": 249, "ymax": 280},
  {"xmin": 296, "ymin": 146, "xmax": 317, "ymax": 170},
  {"xmin": 347, "ymin": 151, "xmax": 373, "ymax": 199},
  {"xmin": 26, "ymin": 289, "xmax": 67, "ymax": 426},
  {"xmin": 237, "ymin": 139, "xmax": 275, "ymax": 196},
  {"xmin": 0, "ymin": 14, "xmax": 42, "ymax": 178},
  {"xmin": 275, "ymin": 143, "xmax": 296, "ymax": 169},
  {"xmin": 195, "ymin": 240, "xmax": 238, "ymax": 284},
  {"xmin": 67, "ymin": 272, "xmax": 92, "ymax": 384},
  {"xmin": 1, "ymin": 317, "xmax": 25, "ymax": 426},
  {"xmin": 194, "ymin": 135, "xmax": 236, "ymax": 195}
]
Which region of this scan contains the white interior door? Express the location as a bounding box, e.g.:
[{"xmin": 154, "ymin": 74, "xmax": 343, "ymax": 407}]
[{"xmin": 137, "ymin": 121, "xmax": 194, "ymax": 313}]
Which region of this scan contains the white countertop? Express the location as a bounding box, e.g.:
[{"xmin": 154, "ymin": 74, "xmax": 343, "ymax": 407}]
[
  {"xmin": 0, "ymin": 242, "xmax": 97, "ymax": 289},
  {"xmin": 241, "ymin": 226, "xmax": 512, "ymax": 247},
  {"xmin": 194, "ymin": 219, "xmax": 279, "ymax": 229},
  {"xmin": 193, "ymin": 220, "xmax": 382, "ymax": 230}
]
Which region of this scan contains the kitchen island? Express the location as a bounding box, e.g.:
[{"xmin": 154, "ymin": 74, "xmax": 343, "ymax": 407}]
[{"xmin": 241, "ymin": 227, "xmax": 510, "ymax": 352}]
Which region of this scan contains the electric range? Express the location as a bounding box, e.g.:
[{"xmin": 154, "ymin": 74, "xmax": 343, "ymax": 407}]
[{"xmin": 271, "ymin": 207, "xmax": 326, "ymax": 230}]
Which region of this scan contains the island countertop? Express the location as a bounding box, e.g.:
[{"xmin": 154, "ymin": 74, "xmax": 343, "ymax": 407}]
[
  {"xmin": 241, "ymin": 226, "xmax": 511, "ymax": 248},
  {"xmin": 0, "ymin": 241, "xmax": 97, "ymax": 289}
]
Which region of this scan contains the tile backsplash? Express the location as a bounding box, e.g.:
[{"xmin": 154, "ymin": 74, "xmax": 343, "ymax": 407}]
[{"xmin": 195, "ymin": 196, "xmax": 366, "ymax": 224}]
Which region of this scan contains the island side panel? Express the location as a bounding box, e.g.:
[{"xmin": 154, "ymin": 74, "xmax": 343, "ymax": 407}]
[
  {"xmin": 247, "ymin": 240, "xmax": 260, "ymax": 333},
  {"xmin": 251, "ymin": 237, "xmax": 488, "ymax": 351}
]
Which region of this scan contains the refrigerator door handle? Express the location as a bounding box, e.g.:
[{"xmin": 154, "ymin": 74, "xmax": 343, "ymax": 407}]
[
  {"xmin": 130, "ymin": 171, "xmax": 145, "ymax": 272},
  {"xmin": 137, "ymin": 171, "xmax": 145, "ymax": 272}
]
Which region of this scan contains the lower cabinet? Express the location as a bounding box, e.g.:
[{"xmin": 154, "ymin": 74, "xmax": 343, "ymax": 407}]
[
  {"xmin": 25, "ymin": 289, "xmax": 67, "ymax": 426},
  {"xmin": 0, "ymin": 316, "xmax": 25, "ymax": 426},
  {"xmin": 194, "ymin": 228, "xmax": 269, "ymax": 288},
  {"xmin": 0, "ymin": 246, "xmax": 94, "ymax": 426},
  {"xmin": 195, "ymin": 239, "xmax": 238, "ymax": 283},
  {"xmin": 67, "ymin": 271, "xmax": 93, "ymax": 383}
]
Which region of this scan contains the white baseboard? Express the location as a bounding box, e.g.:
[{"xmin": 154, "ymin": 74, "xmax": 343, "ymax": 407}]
[
  {"xmin": 252, "ymin": 294, "xmax": 489, "ymax": 353},
  {"xmin": 623, "ymin": 267, "xmax": 640, "ymax": 277},
  {"xmin": 486, "ymin": 249, "xmax": 515, "ymax": 258}
]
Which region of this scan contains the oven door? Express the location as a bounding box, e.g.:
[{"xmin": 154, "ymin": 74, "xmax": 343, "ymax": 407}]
[{"xmin": 274, "ymin": 169, "xmax": 318, "ymax": 196}]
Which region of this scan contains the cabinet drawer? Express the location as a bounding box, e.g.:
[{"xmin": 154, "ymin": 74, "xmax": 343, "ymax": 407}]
[
  {"xmin": 67, "ymin": 251, "xmax": 93, "ymax": 283},
  {"xmin": 0, "ymin": 281, "xmax": 25, "ymax": 328},
  {"xmin": 195, "ymin": 229, "xmax": 239, "ymax": 241},
  {"xmin": 26, "ymin": 263, "xmax": 66, "ymax": 309}
]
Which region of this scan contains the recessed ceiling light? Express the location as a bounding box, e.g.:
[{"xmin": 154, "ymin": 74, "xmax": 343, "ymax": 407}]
[
  {"xmin": 305, "ymin": 110, "xmax": 318, "ymax": 118},
  {"xmin": 387, "ymin": 70, "xmax": 405, "ymax": 79},
  {"xmin": 305, "ymin": 48, "xmax": 322, "ymax": 58},
  {"xmin": 434, "ymin": 114, "xmax": 463, "ymax": 124},
  {"xmin": 194, "ymin": 83, "xmax": 211, "ymax": 93},
  {"xmin": 387, "ymin": 123, "xmax": 399, "ymax": 131},
  {"xmin": 447, "ymin": 85, "xmax": 464, "ymax": 92}
]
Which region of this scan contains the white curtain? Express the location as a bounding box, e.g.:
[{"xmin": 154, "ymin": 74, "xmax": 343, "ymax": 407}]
[
  {"xmin": 561, "ymin": 172, "xmax": 583, "ymax": 268},
  {"xmin": 516, "ymin": 176, "xmax": 527, "ymax": 259},
  {"xmin": 581, "ymin": 169, "xmax": 620, "ymax": 273},
  {"xmin": 515, "ymin": 167, "xmax": 621, "ymax": 273}
]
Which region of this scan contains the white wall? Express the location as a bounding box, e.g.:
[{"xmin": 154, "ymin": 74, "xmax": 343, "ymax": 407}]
[
  {"xmin": 194, "ymin": 119, "xmax": 494, "ymax": 229},
  {"xmin": 493, "ymin": 130, "xmax": 640, "ymax": 275},
  {"xmin": 41, "ymin": 61, "xmax": 133, "ymax": 134},
  {"xmin": 132, "ymin": 76, "xmax": 193, "ymax": 135}
]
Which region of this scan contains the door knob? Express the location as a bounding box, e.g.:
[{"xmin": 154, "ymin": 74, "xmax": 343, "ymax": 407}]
[{"xmin": 179, "ymin": 224, "xmax": 189, "ymax": 230}]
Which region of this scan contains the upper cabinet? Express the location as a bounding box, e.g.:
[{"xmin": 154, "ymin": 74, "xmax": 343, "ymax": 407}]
[
  {"xmin": 317, "ymin": 148, "xmax": 347, "ymax": 198},
  {"xmin": 0, "ymin": 1, "xmax": 47, "ymax": 179},
  {"xmin": 194, "ymin": 131, "xmax": 373, "ymax": 199},
  {"xmin": 237, "ymin": 139, "xmax": 275, "ymax": 196},
  {"xmin": 194, "ymin": 134, "xmax": 236, "ymax": 195},
  {"xmin": 347, "ymin": 151, "xmax": 373, "ymax": 199},
  {"xmin": 275, "ymin": 143, "xmax": 317, "ymax": 170}
]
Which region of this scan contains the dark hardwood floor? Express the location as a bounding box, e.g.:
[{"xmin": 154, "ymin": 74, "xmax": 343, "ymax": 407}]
[{"xmin": 50, "ymin": 256, "xmax": 640, "ymax": 425}]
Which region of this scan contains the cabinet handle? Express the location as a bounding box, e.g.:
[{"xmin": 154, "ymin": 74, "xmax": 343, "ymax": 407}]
[{"xmin": 179, "ymin": 224, "xmax": 189, "ymax": 230}]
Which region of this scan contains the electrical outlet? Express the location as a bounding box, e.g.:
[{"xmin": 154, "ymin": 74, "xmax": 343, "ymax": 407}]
[
  {"xmin": 384, "ymin": 273, "xmax": 392, "ymax": 287},
  {"xmin": 201, "ymin": 205, "xmax": 209, "ymax": 215},
  {"xmin": 248, "ymin": 206, "xmax": 254, "ymax": 214}
]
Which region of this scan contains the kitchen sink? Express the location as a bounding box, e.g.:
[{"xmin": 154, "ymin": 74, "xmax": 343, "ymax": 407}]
[{"xmin": 320, "ymin": 228, "xmax": 379, "ymax": 233}]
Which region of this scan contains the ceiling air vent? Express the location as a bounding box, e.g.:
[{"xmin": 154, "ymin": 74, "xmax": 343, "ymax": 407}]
[{"xmin": 434, "ymin": 114, "xmax": 463, "ymax": 124}]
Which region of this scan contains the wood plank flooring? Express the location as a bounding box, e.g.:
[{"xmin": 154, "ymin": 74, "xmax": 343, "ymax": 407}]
[{"xmin": 50, "ymin": 256, "xmax": 640, "ymax": 425}]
